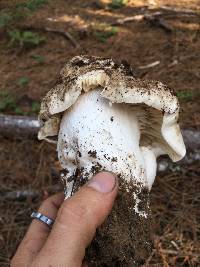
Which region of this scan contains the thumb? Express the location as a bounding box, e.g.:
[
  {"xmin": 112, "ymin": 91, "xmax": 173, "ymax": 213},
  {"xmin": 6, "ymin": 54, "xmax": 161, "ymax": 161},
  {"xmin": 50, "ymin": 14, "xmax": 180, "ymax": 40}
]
[{"xmin": 36, "ymin": 172, "xmax": 118, "ymax": 267}]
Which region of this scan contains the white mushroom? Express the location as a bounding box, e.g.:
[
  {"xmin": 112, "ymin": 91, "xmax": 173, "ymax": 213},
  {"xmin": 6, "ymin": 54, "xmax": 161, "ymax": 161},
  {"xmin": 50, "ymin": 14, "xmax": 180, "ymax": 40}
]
[{"xmin": 38, "ymin": 56, "xmax": 186, "ymax": 216}]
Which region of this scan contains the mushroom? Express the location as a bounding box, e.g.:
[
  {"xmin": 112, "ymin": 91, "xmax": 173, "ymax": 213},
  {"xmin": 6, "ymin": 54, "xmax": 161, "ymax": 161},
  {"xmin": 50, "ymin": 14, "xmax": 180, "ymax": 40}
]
[
  {"xmin": 38, "ymin": 56, "xmax": 186, "ymax": 264},
  {"xmin": 38, "ymin": 55, "xmax": 185, "ymax": 198}
]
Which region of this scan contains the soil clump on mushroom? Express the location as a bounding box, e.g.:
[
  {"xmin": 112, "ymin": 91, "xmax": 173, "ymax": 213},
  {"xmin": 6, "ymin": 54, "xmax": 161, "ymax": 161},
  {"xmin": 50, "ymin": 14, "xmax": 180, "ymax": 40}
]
[
  {"xmin": 72, "ymin": 171, "xmax": 152, "ymax": 266},
  {"xmin": 87, "ymin": 179, "xmax": 152, "ymax": 266}
]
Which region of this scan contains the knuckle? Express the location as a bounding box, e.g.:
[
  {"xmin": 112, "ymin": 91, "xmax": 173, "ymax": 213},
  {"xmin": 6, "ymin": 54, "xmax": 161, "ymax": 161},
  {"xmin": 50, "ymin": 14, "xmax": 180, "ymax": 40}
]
[
  {"xmin": 39, "ymin": 198, "xmax": 49, "ymax": 209},
  {"xmin": 39, "ymin": 194, "xmax": 63, "ymax": 213},
  {"xmin": 39, "ymin": 196, "xmax": 54, "ymax": 211}
]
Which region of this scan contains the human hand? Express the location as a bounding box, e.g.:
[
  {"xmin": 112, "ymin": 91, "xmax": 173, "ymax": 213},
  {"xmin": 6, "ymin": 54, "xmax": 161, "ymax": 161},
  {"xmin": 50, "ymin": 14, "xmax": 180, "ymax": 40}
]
[{"xmin": 11, "ymin": 172, "xmax": 118, "ymax": 267}]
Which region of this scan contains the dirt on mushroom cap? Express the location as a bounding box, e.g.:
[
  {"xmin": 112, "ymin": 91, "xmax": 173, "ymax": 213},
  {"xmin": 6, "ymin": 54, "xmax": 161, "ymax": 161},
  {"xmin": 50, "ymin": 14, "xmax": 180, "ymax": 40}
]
[
  {"xmin": 39, "ymin": 55, "xmax": 179, "ymax": 122},
  {"xmin": 38, "ymin": 56, "xmax": 185, "ymax": 162}
]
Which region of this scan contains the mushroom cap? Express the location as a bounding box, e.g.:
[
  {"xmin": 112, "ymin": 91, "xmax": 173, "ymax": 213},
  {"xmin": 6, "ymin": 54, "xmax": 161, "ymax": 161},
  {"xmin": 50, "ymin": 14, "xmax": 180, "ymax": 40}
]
[{"xmin": 38, "ymin": 55, "xmax": 186, "ymax": 162}]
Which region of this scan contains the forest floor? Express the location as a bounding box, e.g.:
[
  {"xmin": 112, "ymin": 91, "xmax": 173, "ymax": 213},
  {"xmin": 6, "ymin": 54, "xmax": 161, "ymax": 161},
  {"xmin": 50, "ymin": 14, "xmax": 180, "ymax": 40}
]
[{"xmin": 0, "ymin": 0, "xmax": 200, "ymax": 266}]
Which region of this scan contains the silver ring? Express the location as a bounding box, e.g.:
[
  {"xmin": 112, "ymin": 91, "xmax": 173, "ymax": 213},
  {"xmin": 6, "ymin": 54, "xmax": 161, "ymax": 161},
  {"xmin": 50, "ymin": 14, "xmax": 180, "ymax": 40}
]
[{"xmin": 31, "ymin": 211, "xmax": 54, "ymax": 227}]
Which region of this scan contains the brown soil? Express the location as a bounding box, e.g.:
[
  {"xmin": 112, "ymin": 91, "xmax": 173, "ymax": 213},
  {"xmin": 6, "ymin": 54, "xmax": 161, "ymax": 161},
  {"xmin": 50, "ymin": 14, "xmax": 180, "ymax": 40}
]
[
  {"xmin": 67, "ymin": 165, "xmax": 152, "ymax": 266},
  {"xmin": 0, "ymin": 0, "xmax": 200, "ymax": 266},
  {"xmin": 86, "ymin": 179, "xmax": 152, "ymax": 267}
]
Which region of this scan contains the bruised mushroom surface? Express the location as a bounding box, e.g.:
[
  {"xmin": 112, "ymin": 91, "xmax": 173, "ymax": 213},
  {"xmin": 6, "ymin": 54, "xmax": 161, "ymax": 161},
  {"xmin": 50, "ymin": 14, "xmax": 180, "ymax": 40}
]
[{"xmin": 38, "ymin": 56, "xmax": 186, "ymax": 265}]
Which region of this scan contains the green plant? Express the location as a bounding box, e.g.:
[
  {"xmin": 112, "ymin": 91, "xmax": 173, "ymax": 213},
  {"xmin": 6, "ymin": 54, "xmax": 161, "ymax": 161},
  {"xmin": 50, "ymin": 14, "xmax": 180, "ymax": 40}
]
[
  {"xmin": 108, "ymin": 0, "xmax": 128, "ymax": 9},
  {"xmin": 0, "ymin": 12, "xmax": 13, "ymax": 28},
  {"xmin": 31, "ymin": 101, "xmax": 40, "ymax": 113},
  {"xmin": 0, "ymin": 91, "xmax": 24, "ymax": 114},
  {"xmin": 31, "ymin": 54, "xmax": 45, "ymax": 63},
  {"xmin": 17, "ymin": 76, "xmax": 30, "ymax": 87},
  {"xmin": 0, "ymin": 10, "xmax": 26, "ymax": 29},
  {"xmin": 15, "ymin": 0, "xmax": 48, "ymax": 12},
  {"xmin": 176, "ymin": 90, "xmax": 193, "ymax": 101},
  {"xmin": 94, "ymin": 26, "xmax": 118, "ymax": 43},
  {"xmin": 0, "ymin": 91, "xmax": 17, "ymax": 112},
  {"xmin": 14, "ymin": 107, "xmax": 25, "ymax": 115},
  {"xmin": 0, "ymin": 1, "xmax": 48, "ymax": 30},
  {"xmin": 0, "ymin": 91, "xmax": 41, "ymax": 115},
  {"xmin": 8, "ymin": 30, "xmax": 46, "ymax": 48}
]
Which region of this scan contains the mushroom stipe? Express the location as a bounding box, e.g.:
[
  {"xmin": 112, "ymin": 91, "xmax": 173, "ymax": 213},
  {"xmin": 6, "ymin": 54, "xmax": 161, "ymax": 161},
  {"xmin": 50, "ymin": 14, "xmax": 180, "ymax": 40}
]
[
  {"xmin": 86, "ymin": 179, "xmax": 152, "ymax": 267},
  {"xmin": 38, "ymin": 56, "xmax": 186, "ymax": 266}
]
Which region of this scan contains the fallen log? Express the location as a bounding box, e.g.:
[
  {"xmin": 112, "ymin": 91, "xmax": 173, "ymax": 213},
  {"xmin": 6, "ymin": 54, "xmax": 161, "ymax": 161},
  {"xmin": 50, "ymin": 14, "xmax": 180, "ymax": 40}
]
[
  {"xmin": 0, "ymin": 116, "xmax": 199, "ymax": 201},
  {"xmin": 1, "ymin": 150, "xmax": 198, "ymax": 201},
  {"xmin": 158, "ymin": 149, "xmax": 200, "ymax": 173},
  {"xmin": 0, "ymin": 114, "xmax": 40, "ymax": 139},
  {"xmin": 2, "ymin": 149, "xmax": 198, "ymax": 202},
  {"xmin": 0, "ymin": 184, "xmax": 63, "ymax": 201},
  {"xmin": 0, "ymin": 114, "xmax": 199, "ymax": 174},
  {"xmin": 0, "ymin": 114, "xmax": 199, "ymax": 149}
]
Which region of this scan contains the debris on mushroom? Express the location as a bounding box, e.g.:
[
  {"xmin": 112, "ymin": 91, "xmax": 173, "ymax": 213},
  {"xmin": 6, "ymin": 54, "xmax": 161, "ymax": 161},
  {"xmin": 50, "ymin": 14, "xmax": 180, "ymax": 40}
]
[{"xmin": 38, "ymin": 56, "xmax": 186, "ymax": 206}]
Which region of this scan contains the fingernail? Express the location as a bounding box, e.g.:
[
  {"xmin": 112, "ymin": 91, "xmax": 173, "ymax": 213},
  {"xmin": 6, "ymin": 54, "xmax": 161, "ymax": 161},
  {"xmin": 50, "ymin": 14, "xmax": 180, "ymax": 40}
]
[{"xmin": 87, "ymin": 172, "xmax": 117, "ymax": 193}]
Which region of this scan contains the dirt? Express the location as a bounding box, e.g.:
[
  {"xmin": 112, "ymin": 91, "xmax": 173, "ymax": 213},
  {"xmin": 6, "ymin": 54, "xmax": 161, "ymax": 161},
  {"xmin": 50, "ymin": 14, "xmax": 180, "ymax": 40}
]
[
  {"xmin": 63, "ymin": 163, "xmax": 152, "ymax": 266},
  {"xmin": 0, "ymin": 0, "xmax": 200, "ymax": 266},
  {"xmin": 86, "ymin": 179, "xmax": 152, "ymax": 267}
]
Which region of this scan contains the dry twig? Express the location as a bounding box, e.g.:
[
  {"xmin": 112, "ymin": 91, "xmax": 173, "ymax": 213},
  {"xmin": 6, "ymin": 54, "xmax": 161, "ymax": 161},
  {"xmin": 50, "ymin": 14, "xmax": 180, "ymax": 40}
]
[
  {"xmin": 113, "ymin": 13, "xmax": 173, "ymax": 32},
  {"xmin": 21, "ymin": 26, "xmax": 81, "ymax": 49},
  {"xmin": 44, "ymin": 27, "xmax": 81, "ymax": 49},
  {"xmin": 138, "ymin": 60, "xmax": 160, "ymax": 69},
  {"xmin": 113, "ymin": 7, "xmax": 199, "ymax": 32}
]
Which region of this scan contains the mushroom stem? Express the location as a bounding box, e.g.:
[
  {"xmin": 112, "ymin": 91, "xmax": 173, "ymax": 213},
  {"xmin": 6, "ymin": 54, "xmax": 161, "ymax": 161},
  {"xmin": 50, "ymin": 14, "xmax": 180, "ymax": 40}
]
[{"xmin": 57, "ymin": 89, "xmax": 159, "ymax": 216}]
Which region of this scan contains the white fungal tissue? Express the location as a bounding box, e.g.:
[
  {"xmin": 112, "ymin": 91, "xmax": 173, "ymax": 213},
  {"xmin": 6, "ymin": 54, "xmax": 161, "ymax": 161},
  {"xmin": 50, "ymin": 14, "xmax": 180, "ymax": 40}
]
[
  {"xmin": 58, "ymin": 89, "xmax": 157, "ymax": 217},
  {"xmin": 38, "ymin": 56, "xmax": 186, "ymax": 217}
]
